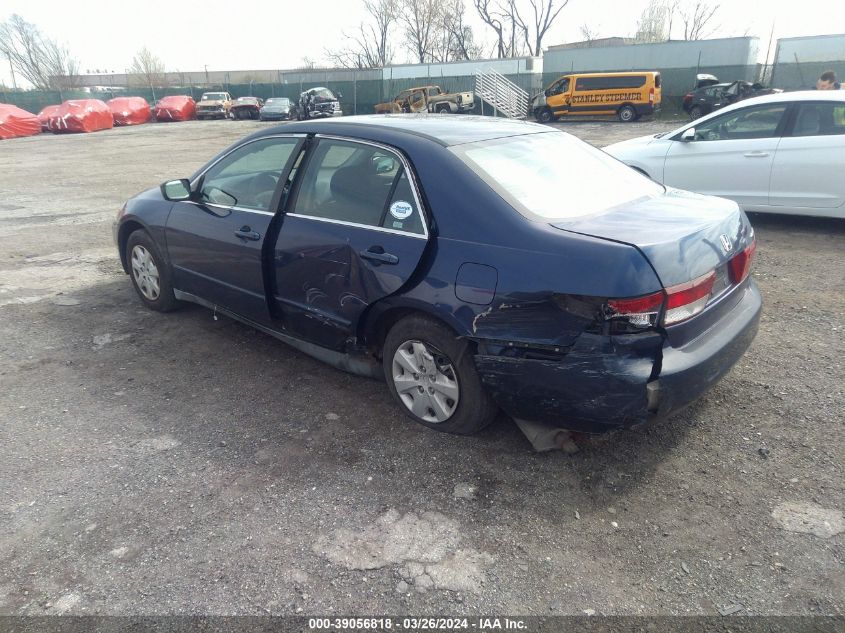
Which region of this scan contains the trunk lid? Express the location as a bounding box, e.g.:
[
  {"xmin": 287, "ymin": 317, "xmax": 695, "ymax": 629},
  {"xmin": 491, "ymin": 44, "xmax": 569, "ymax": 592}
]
[{"xmin": 552, "ymin": 189, "xmax": 754, "ymax": 287}]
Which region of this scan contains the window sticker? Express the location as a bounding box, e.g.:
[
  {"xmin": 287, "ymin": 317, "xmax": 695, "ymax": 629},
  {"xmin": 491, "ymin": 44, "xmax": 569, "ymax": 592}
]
[{"xmin": 390, "ymin": 200, "xmax": 413, "ymax": 220}]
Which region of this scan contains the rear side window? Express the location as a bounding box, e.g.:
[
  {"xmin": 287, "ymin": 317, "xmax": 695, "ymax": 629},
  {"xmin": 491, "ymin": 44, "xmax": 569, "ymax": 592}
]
[
  {"xmin": 575, "ymin": 75, "xmax": 647, "ymax": 91},
  {"xmin": 654, "ymin": 73, "xmax": 661, "ymax": 88},
  {"xmin": 292, "ymin": 139, "xmax": 424, "ymax": 234},
  {"xmin": 790, "ymin": 102, "xmax": 845, "ymax": 137},
  {"xmin": 451, "ymin": 131, "xmax": 663, "ymax": 222}
]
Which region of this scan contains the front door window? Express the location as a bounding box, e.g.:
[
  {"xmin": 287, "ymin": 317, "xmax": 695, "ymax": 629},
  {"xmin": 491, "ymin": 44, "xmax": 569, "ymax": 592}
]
[{"xmin": 199, "ymin": 137, "xmax": 300, "ymax": 211}]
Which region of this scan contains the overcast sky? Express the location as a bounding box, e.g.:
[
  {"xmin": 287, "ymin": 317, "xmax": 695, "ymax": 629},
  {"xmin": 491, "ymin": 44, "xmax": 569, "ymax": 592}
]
[{"xmin": 1, "ymin": 0, "xmax": 843, "ymax": 87}]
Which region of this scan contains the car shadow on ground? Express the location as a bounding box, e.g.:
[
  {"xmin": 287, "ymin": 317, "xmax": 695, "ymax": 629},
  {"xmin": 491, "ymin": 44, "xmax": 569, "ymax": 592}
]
[{"xmin": 25, "ymin": 275, "xmax": 707, "ymax": 501}]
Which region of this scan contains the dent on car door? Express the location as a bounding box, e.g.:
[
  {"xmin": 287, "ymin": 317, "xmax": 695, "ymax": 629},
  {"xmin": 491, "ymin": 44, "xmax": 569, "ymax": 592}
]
[
  {"xmin": 663, "ymin": 102, "xmax": 789, "ymax": 207},
  {"xmin": 769, "ymin": 101, "xmax": 845, "ymax": 210},
  {"xmin": 165, "ymin": 136, "xmax": 303, "ymax": 324},
  {"xmin": 273, "ymin": 137, "xmax": 428, "ymax": 350}
]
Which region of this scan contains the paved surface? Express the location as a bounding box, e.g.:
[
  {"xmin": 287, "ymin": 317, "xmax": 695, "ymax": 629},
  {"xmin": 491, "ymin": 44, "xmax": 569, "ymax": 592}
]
[{"xmin": 0, "ymin": 118, "xmax": 842, "ymax": 616}]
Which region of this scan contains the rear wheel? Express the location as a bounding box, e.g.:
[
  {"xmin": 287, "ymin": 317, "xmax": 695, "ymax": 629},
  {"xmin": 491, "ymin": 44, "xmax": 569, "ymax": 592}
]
[
  {"xmin": 535, "ymin": 107, "xmax": 553, "ymax": 123},
  {"xmin": 126, "ymin": 230, "xmax": 177, "ymax": 312},
  {"xmin": 383, "ymin": 315, "xmax": 498, "ymax": 435},
  {"xmin": 618, "ymin": 105, "xmax": 636, "ymax": 122},
  {"xmin": 689, "ymin": 105, "xmax": 704, "ymax": 120}
]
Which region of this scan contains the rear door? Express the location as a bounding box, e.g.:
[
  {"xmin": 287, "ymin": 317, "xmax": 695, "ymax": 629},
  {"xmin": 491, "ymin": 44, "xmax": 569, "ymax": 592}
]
[
  {"xmin": 272, "ymin": 136, "xmax": 429, "ymax": 350},
  {"xmin": 165, "ymin": 135, "xmax": 304, "ymax": 324},
  {"xmin": 663, "ymin": 102, "xmax": 790, "ymax": 207},
  {"xmin": 769, "ymin": 100, "xmax": 845, "ymax": 210}
]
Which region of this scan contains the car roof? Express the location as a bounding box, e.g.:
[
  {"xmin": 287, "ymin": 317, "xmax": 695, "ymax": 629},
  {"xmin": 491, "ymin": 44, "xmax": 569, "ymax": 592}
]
[
  {"xmin": 671, "ymin": 89, "xmax": 845, "ymax": 135},
  {"xmin": 260, "ymin": 114, "xmax": 551, "ymax": 147}
]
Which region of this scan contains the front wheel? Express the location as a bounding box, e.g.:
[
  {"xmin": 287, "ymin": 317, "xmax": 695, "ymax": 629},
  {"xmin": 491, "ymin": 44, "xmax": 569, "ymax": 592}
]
[
  {"xmin": 383, "ymin": 316, "xmax": 498, "ymax": 435},
  {"xmin": 126, "ymin": 230, "xmax": 177, "ymax": 312},
  {"xmin": 618, "ymin": 105, "xmax": 636, "ymax": 122},
  {"xmin": 535, "ymin": 107, "xmax": 553, "ymax": 123},
  {"xmin": 435, "ymin": 103, "xmax": 451, "ymax": 114}
]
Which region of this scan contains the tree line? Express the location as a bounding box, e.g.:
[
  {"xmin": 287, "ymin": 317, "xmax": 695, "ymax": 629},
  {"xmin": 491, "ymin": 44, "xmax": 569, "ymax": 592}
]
[{"xmin": 1, "ymin": 0, "xmax": 721, "ymax": 90}]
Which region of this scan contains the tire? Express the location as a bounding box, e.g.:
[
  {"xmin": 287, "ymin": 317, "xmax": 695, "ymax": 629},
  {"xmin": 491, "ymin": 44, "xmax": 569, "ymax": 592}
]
[
  {"xmin": 618, "ymin": 105, "xmax": 636, "ymax": 122},
  {"xmin": 535, "ymin": 107, "xmax": 553, "ymax": 123},
  {"xmin": 125, "ymin": 230, "xmax": 177, "ymax": 312},
  {"xmin": 383, "ymin": 315, "xmax": 498, "ymax": 435},
  {"xmin": 435, "ymin": 103, "xmax": 451, "ymax": 114},
  {"xmin": 689, "ymin": 105, "xmax": 704, "ymax": 120}
]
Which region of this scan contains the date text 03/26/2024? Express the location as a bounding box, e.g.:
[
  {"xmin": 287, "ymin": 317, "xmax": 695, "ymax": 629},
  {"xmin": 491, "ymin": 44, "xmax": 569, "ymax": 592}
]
[{"xmin": 308, "ymin": 617, "xmax": 527, "ymax": 630}]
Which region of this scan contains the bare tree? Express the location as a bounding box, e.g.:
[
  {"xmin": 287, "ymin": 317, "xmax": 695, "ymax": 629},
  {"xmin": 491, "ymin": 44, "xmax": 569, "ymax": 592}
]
[
  {"xmin": 680, "ymin": 1, "xmax": 719, "ymax": 40},
  {"xmin": 436, "ymin": 0, "xmax": 483, "ymax": 61},
  {"xmin": 0, "ymin": 14, "xmax": 79, "ymax": 91},
  {"xmin": 399, "ymin": 0, "xmax": 443, "ymax": 63},
  {"xmin": 473, "ymin": 0, "xmax": 508, "ymax": 58},
  {"xmin": 579, "ymin": 23, "xmax": 600, "ymax": 42},
  {"xmin": 474, "ymin": 0, "xmax": 567, "ymax": 58},
  {"xmin": 634, "ymin": 0, "xmax": 671, "ymax": 42},
  {"xmin": 326, "ymin": 0, "xmax": 399, "ymax": 68},
  {"xmin": 510, "ymin": 0, "xmax": 570, "ymax": 57},
  {"xmin": 129, "ymin": 47, "xmax": 166, "ymax": 100}
]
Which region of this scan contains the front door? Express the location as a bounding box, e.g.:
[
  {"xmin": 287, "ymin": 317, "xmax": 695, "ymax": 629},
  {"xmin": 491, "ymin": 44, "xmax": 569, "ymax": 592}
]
[
  {"xmin": 272, "ymin": 137, "xmax": 428, "ymax": 350},
  {"xmin": 663, "ymin": 102, "xmax": 789, "ymax": 207},
  {"xmin": 545, "ymin": 77, "xmax": 571, "ymax": 116},
  {"xmin": 166, "ymin": 135, "xmax": 304, "ymax": 324}
]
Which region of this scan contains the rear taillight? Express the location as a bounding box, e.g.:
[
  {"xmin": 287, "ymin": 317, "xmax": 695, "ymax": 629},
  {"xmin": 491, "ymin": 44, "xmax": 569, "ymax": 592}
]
[
  {"xmin": 663, "ymin": 271, "xmax": 716, "ymax": 325},
  {"xmin": 728, "ymin": 239, "xmax": 757, "ymax": 284},
  {"xmin": 649, "ymin": 87, "xmax": 655, "ymax": 102},
  {"xmin": 683, "ymin": 93, "xmax": 693, "ymax": 103},
  {"xmin": 607, "ymin": 270, "xmax": 717, "ymax": 329},
  {"xmin": 608, "ymin": 291, "xmax": 663, "ymax": 327}
]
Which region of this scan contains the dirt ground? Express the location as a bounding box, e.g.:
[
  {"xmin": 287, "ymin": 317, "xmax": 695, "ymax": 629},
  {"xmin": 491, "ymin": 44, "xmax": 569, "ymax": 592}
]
[{"xmin": 0, "ymin": 117, "xmax": 842, "ymax": 618}]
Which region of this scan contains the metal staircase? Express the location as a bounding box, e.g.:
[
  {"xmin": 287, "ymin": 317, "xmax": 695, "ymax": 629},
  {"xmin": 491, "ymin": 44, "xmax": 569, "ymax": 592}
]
[{"xmin": 474, "ymin": 68, "xmax": 530, "ymax": 119}]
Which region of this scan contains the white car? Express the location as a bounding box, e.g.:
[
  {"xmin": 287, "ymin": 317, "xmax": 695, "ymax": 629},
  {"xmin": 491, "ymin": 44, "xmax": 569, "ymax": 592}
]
[{"xmin": 605, "ymin": 91, "xmax": 845, "ymax": 218}]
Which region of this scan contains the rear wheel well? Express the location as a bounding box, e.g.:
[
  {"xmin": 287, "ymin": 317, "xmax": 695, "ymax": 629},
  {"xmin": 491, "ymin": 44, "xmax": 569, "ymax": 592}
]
[
  {"xmin": 367, "ymin": 308, "xmax": 471, "ymax": 359},
  {"xmin": 629, "ymin": 165, "xmax": 651, "ymax": 179},
  {"xmin": 118, "ymin": 220, "xmax": 146, "ymax": 272}
]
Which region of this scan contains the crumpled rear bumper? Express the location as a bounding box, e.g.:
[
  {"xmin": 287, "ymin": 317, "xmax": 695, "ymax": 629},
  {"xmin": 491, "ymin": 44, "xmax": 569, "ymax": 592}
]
[{"xmin": 474, "ymin": 280, "xmax": 762, "ymax": 434}]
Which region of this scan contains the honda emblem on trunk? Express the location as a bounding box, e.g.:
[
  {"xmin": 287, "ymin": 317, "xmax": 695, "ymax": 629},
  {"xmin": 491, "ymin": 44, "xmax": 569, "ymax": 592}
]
[{"xmin": 720, "ymin": 234, "xmax": 732, "ymax": 253}]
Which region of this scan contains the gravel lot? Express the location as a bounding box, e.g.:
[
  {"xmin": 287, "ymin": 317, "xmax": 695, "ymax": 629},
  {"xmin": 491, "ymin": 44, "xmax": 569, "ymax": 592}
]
[{"xmin": 0, "ymin": 118, "xmax": 842, "ymax": 618}]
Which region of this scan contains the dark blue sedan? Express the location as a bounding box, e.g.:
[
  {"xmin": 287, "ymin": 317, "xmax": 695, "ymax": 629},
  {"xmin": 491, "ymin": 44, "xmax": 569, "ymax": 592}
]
[{"xmin": 114, "ymin": 115, "xmax": 761, "ymax": 435}]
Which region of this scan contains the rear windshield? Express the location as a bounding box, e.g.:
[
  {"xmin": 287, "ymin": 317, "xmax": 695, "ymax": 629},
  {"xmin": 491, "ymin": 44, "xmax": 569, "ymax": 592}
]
[
  {"xmin": 450, "ymin": 131, "xmax": 663, "ymax": 222},
  {"xmin": 202, "ymin": 93, "xmax": 228, "ymax": 101}
]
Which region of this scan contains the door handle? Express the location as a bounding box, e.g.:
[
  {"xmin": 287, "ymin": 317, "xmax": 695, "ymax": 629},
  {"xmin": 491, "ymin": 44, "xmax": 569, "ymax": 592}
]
[
  {"xmin": 744, "ymin": 151, "xmax": 769, "ymax": 158},
  {"xmin": 234, "ymin": 226, "xmax": 261, "ymax": 241},
  {"xmin": 360, "ymin": 247, "xmax": 399, "ymax": 265}
]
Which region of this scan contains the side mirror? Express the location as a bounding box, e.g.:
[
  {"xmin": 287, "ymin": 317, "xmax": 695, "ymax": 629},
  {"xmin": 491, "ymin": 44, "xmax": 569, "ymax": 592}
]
[
  {"xmin": 161, "ymin": 179, "xmax": 192, "ymax": 201},
  {"xmin": 680, "ymin": 128, "xmax": 696, "ymax": 142}
]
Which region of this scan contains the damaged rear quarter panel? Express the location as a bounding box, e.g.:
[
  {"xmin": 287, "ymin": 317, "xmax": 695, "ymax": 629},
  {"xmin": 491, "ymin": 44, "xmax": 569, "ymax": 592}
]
[{"xmin": 382, "ymin": 221, "xmax": 665, "ymax": 431}]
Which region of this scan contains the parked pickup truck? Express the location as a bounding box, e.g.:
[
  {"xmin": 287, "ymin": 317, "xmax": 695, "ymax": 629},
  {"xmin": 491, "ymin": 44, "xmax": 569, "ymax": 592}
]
[
  {"xmin": 374, "ymin": 85, "xmax": 475, "ymax": 114},
  {"xmin": 196, "ymin": 91, "xmax": 233, "ymax": 120}
]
